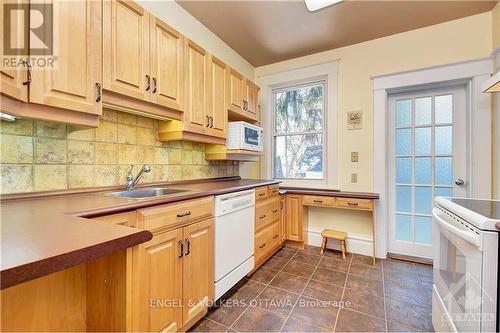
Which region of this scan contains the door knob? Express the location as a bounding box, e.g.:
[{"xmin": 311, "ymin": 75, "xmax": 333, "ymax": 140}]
[{"xmin": 454, "ymin": 179, "xmax": 465, "ymax": 186}]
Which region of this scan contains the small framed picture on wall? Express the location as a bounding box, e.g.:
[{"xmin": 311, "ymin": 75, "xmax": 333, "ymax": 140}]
[{"xmin": 347, "ymin": 110, "xmax": 362, "ymax": 130}]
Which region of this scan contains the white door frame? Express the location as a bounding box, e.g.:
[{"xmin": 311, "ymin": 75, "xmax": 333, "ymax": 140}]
[{"xmin": 372, "ymin": 57, "xmax": 492, "ymax": 259}]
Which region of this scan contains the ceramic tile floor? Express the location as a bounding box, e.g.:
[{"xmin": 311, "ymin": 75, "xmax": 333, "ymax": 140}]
[{"xmin": 190, "ymin": 245, "xmax": 434, "ymax": 332}]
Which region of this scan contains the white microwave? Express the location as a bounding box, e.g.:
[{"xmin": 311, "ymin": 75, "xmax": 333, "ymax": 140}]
[{"xmin": 227, "ymin": 121, "xmax": 263, "ymax": 151}]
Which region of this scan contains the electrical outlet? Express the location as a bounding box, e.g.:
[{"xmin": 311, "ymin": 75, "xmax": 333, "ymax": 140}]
[
  {"xmin": 351, "ymin": 152, "xmax": 359, "ymax": 162},
  {"xmin": 351, "ymin": 173, "xmax": 358, "ymax": 183}
]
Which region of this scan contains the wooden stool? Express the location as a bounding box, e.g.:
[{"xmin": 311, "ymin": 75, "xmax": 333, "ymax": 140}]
[{"xmin": 320, "ymin": 229, "xmax": 348, "ymax": 259}]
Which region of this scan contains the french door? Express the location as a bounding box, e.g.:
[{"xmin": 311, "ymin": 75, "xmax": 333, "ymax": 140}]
[{"xmin": 388, "ymin": 84, "xmax": 468, "ymax": 258}]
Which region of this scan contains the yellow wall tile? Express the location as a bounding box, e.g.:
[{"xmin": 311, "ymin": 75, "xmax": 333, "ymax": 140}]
[
  {"xmin": 0, "ymin": 119, "xmax": 33, "ymax": 136},
  {"xmin": 95, "ymin": 165, "xmax": 120, "ymax": 186},
  {"xmin": 34, "ymin": 165, "xmax": 67, "ymax": 191},
  {"xmin": 1, "ymin": 134, "xmax": 33, "ymax": 163},
  {"xmin": 34, "ymin": 138, "xmax": 66, "ymax": 164},
  {"xmin": 181, "ymin": 149, "xmax": 193, "ymax": 165},
  {"xmin": 67, "ymin": 125, "xmax": 95, "ymax": 141},
  {"xmin": 35, "ymin": 121, "xmax": 66, "ymax": 138},
  {"xmin": 95, "ymin": 120, "xmax": 118, "ymax": 143},
  {"xmin": 168, "ymin": 165, "xmax": 182, "ymax": 181},
  {"xmin": 137, "ymin": 116, "xmax": 155, "ymax": 128},
  {"xmin": 136, "ymin": 146, "xmax": 155, "ymax": 165},
  {"xmin": 68, "ymin": 165, "xmax": 95, "ymax": 188},
  {"xmin": 95, "ymin": 143, "xmax": 119, "ymax": 164},
  {"xmin": 192, "ymin": 150, "xmax": 203, "ymax": 165},
  {"xmin": 117, "ymin": 112, "xmax": 137, "ymax": 125},
  {"xmin": 68, "ymin": 140, "xmax": 95, "ymax": 164},
  {"xmin": 136, "ymin": 127, "xmax": 156, "ymax": 146},
  {"xmin": 168, "ymin": 148, "xmax": 182, "ymax": 164},
  {"xmin": 118, "ymin": 144, "xmax": 137, "ymax": 165},
  {"xmin": 117, "ymin": 124, "xmax": 137, "ymax": 145},
  {"xmin": 1, "ymin": 165, "xmax": 32, "ymax": 193},
  {"xmin": 101, "ymin": 109, "xmax": 118, "ymax": 122},
  {"xmin": 154, "ymin": 165, "xmax": 169, "ymax": 182}
]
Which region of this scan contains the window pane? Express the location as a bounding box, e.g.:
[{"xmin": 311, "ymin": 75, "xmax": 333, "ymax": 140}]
[
  {"xmin": 415, "ymin": 186, "xmax": 432, "ymax": 215},
  {"xmin": 415, "ymin": 157, "xmax": 432, "ymax": 184},
  {"xmin": 396, "ymin": 99, "xmax": 412, "ymax": 127},
  {"xmin": 396, "ymin": 185, "xmax": 412, "ymax": 213},
  {"xmin": 396, "ymin": 214, "xmax": 412, "ymax": 242},
  {"xmin": 435, "ymin": 157, "xmax": 453, "ymax": 185},
  {"xmin": 415, "ymin": 216, "xmax": 432, "ymax": 244},
  {"xmin": 274, "ymin": 84, "xmax": 324, "ymax": 134},
  {"xmin": 396, "ymin": 157, "xmax": 412, "ymax": 184},
  {"xmin": 435, "ymin": 126, "xmax": 452, "ymax": 155},
  {"xmin": 415, "ymin": 127, "xmax": 431, "ymax": 155},
  {"xmin": 274, "ymin": 134, "xmax": 323, "ymax": 179},
  {"xmin": 415, "ymin": 97, "xmax": 431, "ymax": 125},
  {"xmin": 435, "ymin": 187, "xmax": 453, "ymax": 198},
  {"xmin": 396, "ymin": 128, "xmax": 412, "ymax": 155},
  {"xmin": 435, "ymin": 95, "xmax": 452, "ymax": 124}
]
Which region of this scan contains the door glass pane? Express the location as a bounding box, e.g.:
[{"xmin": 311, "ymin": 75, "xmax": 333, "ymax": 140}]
[
  {"xmin": 415, "ymin": 216, "xmax": 432, "ymax": 244},
  {"xmin": 396, "ymin": 186, "xmax": 412, "ymax": 213},
  {"xmin": 435, "ymin": 187, "xmax": 453, "ymax": 198},
  {"xmin": 435, "ymin": 157, "xmax": 453, "ymax": 185},
  {"xmin": 435, "ymin": 95, "xmax": 452, "ymax": 124},
  {"xmin": 396, "ymin": 128, "xmax": 412, "ymax": 155},
  {"xmin": 415, "ymin": 157, "xmax": 432, "ymax": 184},
  {"xmin": 435, "ymin": 126, "xmax": 452, "ymax": 155},
  {"xmin": 396, "ymin": 214, "xmax": 412, "ymax": 241},
  {"xmin": 415, "ymin": 186, "xmax": 432, "ymax": 215},
  {"xmin": 396, "ymin": 157, "xmax": 412, "ymax": 184},
  {"xmin": 415, "ymin": 127, "xmax": 431, "ymax": 154},
  {"xmin": 415, "ymin": 97, "xmax": 431, "ymax": 125},
  {"xmin": 396, "ymin": 99, "xmax": 412, "ymax": 127},
  {"xmin": 274, "ymin": 134, "xmax": 323, "ymax": 179}
]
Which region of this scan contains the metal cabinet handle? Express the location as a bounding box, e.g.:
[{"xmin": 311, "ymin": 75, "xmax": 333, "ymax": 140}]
[
  {"xmin": 185, "ymin": 238, "xmax": 191, "ymax": 256},
  {"xmin": 145, "ymin": 74, "xmax": 151, "ymax": 91},
  {"xmin": 22, "ymin": 59, "xmax": 32, "ymax": 86},
  {"xmin": 210, "ymin": 116, "xmax": 214, "ymax": 128},
  {"xmin": 259, "ymin": 243, "xmax": 266, "ymax": 249},
  {"xmin": 178, "ymin": 240, "xmax": 184, "ymax": 258},
  {"xmin": 177, "ymin": 211, "xmax": 192, "ymax": 218},
  {"xmin": 206, "ymin": 115, "xmax": 210, "ymax": 127},
  {"xmin": 259, "ymin": 214, "xmax": 266, "ymax": 219},
  {"xmin": 258, "ymin": 192, "xmax": 266, "ymax": 197},
  {"xmin": 152, "ymin": 77, "xmax": 157, "ymax": 93},
  {"xmin": 95, "ymin": 83, "xmax": 102, "ymax": 102},
  {"xmin": 272, "ymin": 209, "xmax": 278, "ymax": 213},
  {"xmin": 313, "ymin": 200, "xmax": 323, "ymax": 203},
  {"xmin": 273, "ymin": 234, "xmax": 278, "ymax": 239},
  {"xmin": 347, "ymin": 202, "xmax": 359, "ymax": 206},
  {"xmin": 455, "ymin": 179, "xmax": 465, "ymax": 186}
]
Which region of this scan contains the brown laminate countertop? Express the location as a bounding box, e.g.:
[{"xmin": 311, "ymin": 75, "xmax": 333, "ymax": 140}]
[
  {"xmin": 279, "ymin": 186, "xmax": 380, "ymax": 199},
  {"xmin": 1, "ymin": 177, "xmax": 280, "ymax": 289}
]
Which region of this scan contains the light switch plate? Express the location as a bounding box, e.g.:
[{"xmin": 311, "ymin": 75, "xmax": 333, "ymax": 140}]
[
  {"xmin": 351, "ymin": 173, "xmax": 358, "ymax": 183},
  {"xmin": 351, "ymin": 152, "xmax": 359, "ymax": 162}
]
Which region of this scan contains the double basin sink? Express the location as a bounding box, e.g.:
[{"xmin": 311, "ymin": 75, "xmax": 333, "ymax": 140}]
[{"xmin": 101, "ymin": 187, "xmax": 193, "ymax": 199}]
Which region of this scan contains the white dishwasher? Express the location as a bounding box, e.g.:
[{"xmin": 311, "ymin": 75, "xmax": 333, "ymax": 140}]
[{"xmin": 214, "ymin": 189, "xmax": 255, "ymax": 300}]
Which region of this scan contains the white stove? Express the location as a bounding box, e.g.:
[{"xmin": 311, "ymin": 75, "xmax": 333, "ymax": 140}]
[{"xmin": 432, "ymin": 197, "xmax": 500, "ymax": 333}]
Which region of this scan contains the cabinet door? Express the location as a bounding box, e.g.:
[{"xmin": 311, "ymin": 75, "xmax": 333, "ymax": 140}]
[
  {"xmin": 150, "ymin": 17, "xmax": 183, "ymax": 111},
  {"xmin": 183, "ymin": 39, "xmax": 208, "ymax": 134},
  {"xmin": 182, "ymin": 218, "xmax": 214, "ymax": 326},
  {"xmin": 206, "ymin": 55, "xmax": 227, "ymax": 138},
  {"xmin": 29, "ymin": 0, "xmax": 101, "ymax": 114},
  {"xmin": 134, "ymin": 229, "xmax": 183, "ymax": 332},
  {"xmin": 280, "ymin": 196, "xmax": 286, "ymax": 244},
  {"xmin": 103, "ymin": 0, "xmax": 150, "ymax": 101},
  {"xmin": 227, "ymin": 68, "xmax": 244, "ymax": 113},
  {"xmin": 286, "ymin": 195, "xmax": 304, "ymax": 242},
  {"xmin": 245, "ymin": 80, "xmax": 260, "ymax": 120}
]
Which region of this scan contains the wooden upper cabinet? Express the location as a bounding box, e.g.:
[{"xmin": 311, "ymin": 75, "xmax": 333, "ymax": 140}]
[
  {"xmin": 182, "ymin": 218, "xmax": 214, "ymax": 326},
  {"xmin": 206, "ymin": 55, "xmax": 227, "ymax": 138},
  {"xmin": 244, "ymin": 79, "xmax": 260, "ymax": 120},
  {"xmin": 183, "ymin": 39, "xmax": 208, "ymax": 133},
  {"xmin": 29, "ymin": 0, "xmax": 102, "ymax": 114},
  {"xmin": 133, "ymin": 228, "xmax": 183, "ymax": 332},
  {"xmin": 103, "ymin": 0, "xmax": 150, "ymax": 101},
  {"xmin": 150, "ymin": 17, "xmax": 184, "ymax": 111},
  {"xmin": 227, "ymin": 68, "xmax": 244, "ymax": 114}
]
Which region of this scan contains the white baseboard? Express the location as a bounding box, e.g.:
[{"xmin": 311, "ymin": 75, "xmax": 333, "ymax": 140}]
[{"xmin": 307, "ymin": 229, "xmax": 374, "ymax": 257}]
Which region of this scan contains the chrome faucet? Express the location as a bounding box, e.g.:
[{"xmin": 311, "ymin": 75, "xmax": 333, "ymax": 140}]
[{"xmin": 126, "ymin": 164, "xmax": 152, "ymax": 191}]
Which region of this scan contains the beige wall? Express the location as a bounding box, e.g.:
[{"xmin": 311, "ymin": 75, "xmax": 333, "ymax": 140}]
[
  {"xmin": 138, "ymin": 0, "xmax": 254, "ymax": 79},
  {"xmin": 256, "ymin": 13, "xmax": 493, "ymax": 250},
  {"xmin": 0, "ymin": 110, "xmax": 238, "ymax": 194}
]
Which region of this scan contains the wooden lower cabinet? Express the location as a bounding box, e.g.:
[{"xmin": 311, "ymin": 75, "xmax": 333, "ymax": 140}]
[
  {"xmin": 279, "ymin": 195, "xmax": 286, "ymax": 244},
  {"xmin": 285, "ymin": 194, "xmax": 308, "ymax": 242}
]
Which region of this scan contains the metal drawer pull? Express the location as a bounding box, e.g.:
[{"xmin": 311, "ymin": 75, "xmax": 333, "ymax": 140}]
[
  {"xmin": 178, "ymin": 240, "xmax": 184, "ymax": 258},
  {"xmin": 22, "ymin": 59, "xmax": 32, "ymax": 85},
  {"xmin": 259, "ymin": 214, "xmax": 266, "ymax": 219},
  {"xmin": 273, "ymin": 234, "xmax": 278, "ymax": 239},
  {"xmin": 258, "ymin": 192, "xmax": 266, "ymax": 197},
  {"xmin": 145, "ymin": 74, "xmax": 151, "ymax": 91},
  {"xmin": 313, "ymin": 200, "xmax": 323, "ymax": 203},
  {"xmin": 272, "ymin": 209, "xmax": 278, "ymax": 213},
  {"xmin": 177, "ymin": 211, "xmax": 192, "ymax": 218},
  {"xmin": 152, "ymin": 77, "xmax": 157, "ymax": 93},
  {"xmin": 185, "ymin": 238, "xmax": 191, "ymax": 255},
  {"xmin": 347, "ymin": 202, "xmax": 359, "ymax": 206},
  {"xmin": 206, "ymin": 115, "xmax": 210, "ymax": 127},
  {"xmin": 259, "ymin": 243, "xmax": 266, "ymax": 249},
  {"xmin": 95, "ymin": 82, "xmax": 102, "ymax": 102}
]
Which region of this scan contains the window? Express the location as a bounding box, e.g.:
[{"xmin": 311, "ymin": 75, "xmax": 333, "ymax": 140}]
[{"xmin": 272, "ymin": 81, "xmax": 325, "ymax": 180}]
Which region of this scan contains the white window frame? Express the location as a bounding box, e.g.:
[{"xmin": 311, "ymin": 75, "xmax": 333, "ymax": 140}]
[
  {"xmin": 271, "ymin": 79, "xmax": 327, "ymax": 183},
  {"xmin": 257, "ymin": 61, "xmax": 339, "ymax": 189}
]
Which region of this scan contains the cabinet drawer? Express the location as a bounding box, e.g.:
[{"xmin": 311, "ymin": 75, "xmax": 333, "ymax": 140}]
[
  {"xmin": 255, "ymin": 221, "xmax": 280, "ymax": 262},
  {"xmin": 255, "ymin": 186, "xmax": 268, "ymax": 201},
  {"xmin": 336, "ymin": 197, "xmax": 373, "ymax": 211},
  {"xmin": 255, "ymin": 197, "xmax": 280, "ymax": 232},
  {"xmin": 268, "ymin": 185, "xmax": 280, "ymax": 198},
  {"xmin": 302, "ymin": 195, "xmax": 336, "ymax": 207},
  {"xmin": 137, "ymin": 197, "xmax": 214, "ymax": 232}
]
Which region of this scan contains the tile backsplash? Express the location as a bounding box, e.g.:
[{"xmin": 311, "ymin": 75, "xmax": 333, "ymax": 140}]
[{"xmin": 0, "ymin": 110, "xmax": 239, "ymax": 194}]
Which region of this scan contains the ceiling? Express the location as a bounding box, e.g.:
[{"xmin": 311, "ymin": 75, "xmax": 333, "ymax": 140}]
[{"xmin": 177, "ymin": 0, "xmax": 497, "ymax": 67}]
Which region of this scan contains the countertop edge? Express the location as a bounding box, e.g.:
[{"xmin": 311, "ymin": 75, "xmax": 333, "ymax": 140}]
[{"xmin": 279, "ymin": 187, "xmax": 380, "ymax": 199}]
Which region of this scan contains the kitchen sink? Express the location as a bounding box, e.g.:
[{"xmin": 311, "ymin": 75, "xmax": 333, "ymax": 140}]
[{"xmin": 101, "ymin": 188, "xmax": 193, "ymax": 199}]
